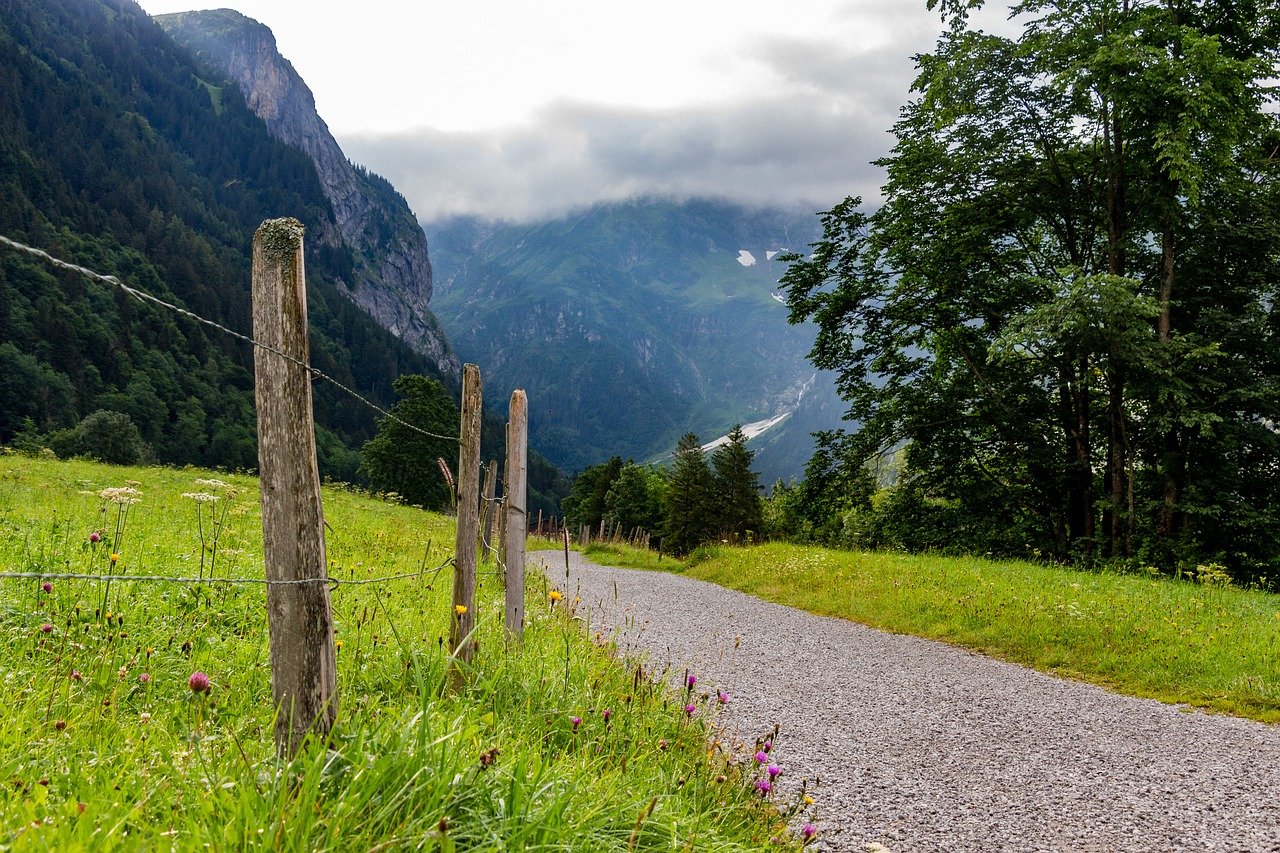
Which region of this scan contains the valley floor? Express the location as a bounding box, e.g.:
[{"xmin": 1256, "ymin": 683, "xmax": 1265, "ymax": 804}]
[{"xmin": 534, "ymin": 550, "xmax": 1280, "ymax": 852}]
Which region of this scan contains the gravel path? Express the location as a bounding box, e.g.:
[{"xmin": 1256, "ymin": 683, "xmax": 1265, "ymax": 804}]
[{"xmin": 532, "ymin": 550, "xmax": 1280, "ymax": 852}]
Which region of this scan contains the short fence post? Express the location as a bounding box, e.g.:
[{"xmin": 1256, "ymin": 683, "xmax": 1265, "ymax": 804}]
[
  {"xmin": 448, "ymin": 363, "xmax": 482, "ymax": 694},
  {"xmin": 479, "ymin": 460, "xmax": 497, "ymax": 561},
  {"xmin": 504, "ymin": 389, "xmax": 528, "ymax": 640},
  {"xmin": 251, "ymin": 218, "xmax": 336, "ymax": 758}
]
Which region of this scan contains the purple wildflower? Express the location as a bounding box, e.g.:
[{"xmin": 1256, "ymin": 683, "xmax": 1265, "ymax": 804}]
[
  {"xmin": 802, "ymin": 823, "xmax": 816, "ymax": 841},
  {"xmin": 188, "ymin": 671, "xmax": 211, "ymax": 693},
  {"xmin": 762, "ymin": 739, "xmax": 773, "ymax": 753},
  {"xmin": 754, "ymin": 779, "xmax": 772, "ymax": 795},
  {"xmin": 602, "ymin": 708, "xmax": 612, "ymax": 723},
  {"xmin": 717, "ymin": 689, "xmax": 729, "ymax": 704},
  {"xmin": 755, "ymin": 750, "xmax": 768, "ymax": 764},
  {"xmin": 768, "ymin": 764, "xmax": 781, "ymax": 779},
  {"xmin": 70, "ymin": 670, "xmax": 82, "ymax": 681},
  {"xmin": 42, "ymin": 582, "xmax": 52, "ymax": 593},
  {"xmin": 89, "ymin": 531, "xmax": 101, "ymax": 543},
  {"xmin": 138, "ymin": 673, "xmax": 151, "ymax": 684},
  {"xmin": 685, "ymin": 673, "xmax": 697, "ymax": 690},
  {"xmin": 570, "ymin": 716, "xmax": 581, "ymax": 731},
  {"xmin": 684, "ymin": 703, "xmax": 697, "ymax": 717},
  {"xmin": 40, "ymin": 623, "xmax": 53, "ymax": 633}
]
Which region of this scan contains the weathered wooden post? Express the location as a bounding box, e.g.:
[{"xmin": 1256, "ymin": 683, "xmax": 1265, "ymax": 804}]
[
  {"xmin": 479, "ymin": 460, "xmax": 497, "ymax": 561},
  {"xmin": 251, "ymin": 218, "xmax": 336, "ymax": 757},
  {"xmin": 448, "ymin": 363, "xmax": 482, "ymax": 693},
  {"xmin": 504, "ymin": 389, "xmax": 528, "ymax": 640}
]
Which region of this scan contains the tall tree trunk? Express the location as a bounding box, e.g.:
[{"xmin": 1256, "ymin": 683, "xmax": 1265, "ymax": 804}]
[
  {"xmin": 1103, "ymin": 366, "xmax": 1127, "ymax": 558},
  {"xmin": 1156, "ymin": 222, "xmax": 1181, "ymax": 546}
]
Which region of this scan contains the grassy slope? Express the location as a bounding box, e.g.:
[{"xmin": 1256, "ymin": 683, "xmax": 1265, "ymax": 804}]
[
  {"xmin": 680, "ymin": 543, "xmax": 1280, "ymax": 723},
  {"xmin": 0, "ymin": 456, "xmax": 802, "ymax": 851}
]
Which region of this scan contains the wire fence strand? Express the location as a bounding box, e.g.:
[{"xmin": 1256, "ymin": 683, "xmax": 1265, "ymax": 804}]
[
  {"xmin": 0, "ymin": 233, "xmax": 459, "ymax": 444},
  {"xmin": 0, "ymin": 558, "xmax": 454, "ymax": 590}
]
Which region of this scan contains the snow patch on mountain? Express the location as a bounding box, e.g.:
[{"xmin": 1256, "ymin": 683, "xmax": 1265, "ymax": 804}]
[
  {"xmin": 736, "ymin": 250, "xmax": 757, "ymax": 267},
  {"xmin": 701, "ymin": 411, "xmax": 792, "ymax": 452}
]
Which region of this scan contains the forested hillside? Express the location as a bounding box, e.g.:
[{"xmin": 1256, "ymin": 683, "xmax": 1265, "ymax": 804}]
[
  {"xmin": 0, "ymin": 0, "xmax": 443, "ymax": 478},
  {"xmin": 428, "ymin": 199, "xmax": 823, "ymax": 472}
]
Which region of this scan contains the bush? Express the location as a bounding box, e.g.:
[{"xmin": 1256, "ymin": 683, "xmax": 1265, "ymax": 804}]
[{"xmin": 61, "ymin": 410, "xmax": 147, "ymax": 465}]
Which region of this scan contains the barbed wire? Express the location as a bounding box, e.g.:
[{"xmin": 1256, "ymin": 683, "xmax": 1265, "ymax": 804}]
[
  {"xmin": 0, "ymin": 558, "xmax": 452, "ymax": 590},
  {"xmin": 0, "ymin": 233, "xmax": 459, "ymax": 444}
]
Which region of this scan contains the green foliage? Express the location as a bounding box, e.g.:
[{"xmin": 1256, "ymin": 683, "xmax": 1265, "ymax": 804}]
[
  {"xmin": 710, "ymin": 426, "xmax": 763, "ymax": 541},
  {"xmin": 59, "ymin": 409, "xmax": 148, "ymax": 465},
  {"xmin": 359, "ymin": 375, "xmax": 459, "ymax": 510},
  {"xmin": 562, "ymin": 456, "xmax": 623, "ymax": 531},
  {"xmin": 663, "ymin": 434, "xmax": 717, "ymax": 555},
  {"xmin": 603, "ymin": 462, "xmax": 668, "ymax": 535},
  {"xmin": 782, "ymin": 0, "xmax": 1280, "ymax": 578}
]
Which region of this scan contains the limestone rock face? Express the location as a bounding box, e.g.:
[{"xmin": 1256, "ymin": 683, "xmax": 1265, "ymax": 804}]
[{"xmin": 156, "ymin": 9, "xmax": 459, "ymax": 379}]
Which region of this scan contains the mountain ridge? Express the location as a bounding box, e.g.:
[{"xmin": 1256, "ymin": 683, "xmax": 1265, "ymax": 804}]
[
  {"xmin": 426, "ymin": 197, "xmax": 839, "ymax": 476},
  {"xmin": 155, "ymin": 8, "xmax": 460, "ymax": 380}
]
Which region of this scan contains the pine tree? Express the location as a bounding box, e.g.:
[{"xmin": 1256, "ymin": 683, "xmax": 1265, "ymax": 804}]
[
  {"xmin": 711, "ymin": 425, "xmax": 763, "ymax": 542},
  {"xmin": 662, "ymin": 433, "xmax": 715, "ymax": 555}
]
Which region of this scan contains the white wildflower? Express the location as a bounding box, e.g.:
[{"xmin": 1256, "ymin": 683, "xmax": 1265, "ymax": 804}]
[{"xmin": 98, "ymin": 486, "xmax": 142, "ymax": 505}]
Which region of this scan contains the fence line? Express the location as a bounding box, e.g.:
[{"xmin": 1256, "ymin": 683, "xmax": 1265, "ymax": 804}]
[
  {"xmin": 0, "ymin": 233, "xmax": 459, "ymax": 444},
  {"xmin": 0, "ymin": 560, "xmax": 453, "ymax": 589}
]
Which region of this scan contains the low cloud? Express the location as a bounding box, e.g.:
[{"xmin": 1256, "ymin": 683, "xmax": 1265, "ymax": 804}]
[{"xmin": 340, "ymin": 32, "xmax": 936, "ymax": 224}]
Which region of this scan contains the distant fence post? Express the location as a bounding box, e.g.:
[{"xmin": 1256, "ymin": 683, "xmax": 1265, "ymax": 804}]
[
  {"xmin": 251, "ymin": 218, "xmax": 336, "ymax": 757},
  {"xmin": 448, "ymin": 363, "xmax": 482, "ymax": 694},
  {"xmin": 504, "ymin": 389, "xmax": 528, "ymax": 640},
  {"xmin": 479, "ymin": 460, "xmax": 497, "ymax": 561}
]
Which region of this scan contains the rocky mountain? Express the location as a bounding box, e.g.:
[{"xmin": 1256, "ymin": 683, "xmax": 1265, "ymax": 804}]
[
  {"xmin": 0, "ymin": 0, "xmax": 451, "ymax": 479},
  {"xmin": 155, "ymin": 9, "xmax": 459, "ymax": 379},
  {"xmin": 427, "ymin": 198, "xmax": 840, "ymax": 476}
]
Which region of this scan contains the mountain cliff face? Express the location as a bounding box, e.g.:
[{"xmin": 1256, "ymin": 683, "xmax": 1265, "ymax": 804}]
[{"xmin": 156, "ymin": 9, "xmax": 459, "ymax": 379}]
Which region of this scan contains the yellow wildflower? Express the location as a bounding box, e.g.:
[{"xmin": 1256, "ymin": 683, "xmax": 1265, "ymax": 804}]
[
  {"xmin": 109, "ymin": 553, "xmax": 120, "ymax": 564},
  {"xmin": 548, "ymin": 589, "xmax": 563, "ymax": 603},
  {"xmin": 454, "ymin": 604, "xmax": 468, "ymax": 616}
]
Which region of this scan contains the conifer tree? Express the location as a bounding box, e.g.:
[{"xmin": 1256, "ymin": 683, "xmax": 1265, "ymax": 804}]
[
  {"xmin": 663, "ymin": 433, "xmax": 715, "ymax": 555},
  {"xmin": 711, "ymin": 425, "xmax": 763, "ymax": 542},
  {"xmin": 359, "ymin": 375, "xmax": 459, "ymax": 510}
]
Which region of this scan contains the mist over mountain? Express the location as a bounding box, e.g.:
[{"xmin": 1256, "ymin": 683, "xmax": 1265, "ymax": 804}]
[{"xmin": 427, "ymin": 198, "xmax": 842, "ymax": 478}]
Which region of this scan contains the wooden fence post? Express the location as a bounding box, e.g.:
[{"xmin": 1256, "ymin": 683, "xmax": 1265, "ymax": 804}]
[
  {"xmin": 479, "ymin": 460, "xmax": 497, "ymax": 561},
  {"xmin": 448, "ymin": 363, "xmax": 482, "ymax": 693},
  {"xmin": 504, "ymin": 389, "xmax": 528, "ymax": 640},
  {"xmin": 251, "ymin": 218, "xmax": 336, "ymax": 757}
]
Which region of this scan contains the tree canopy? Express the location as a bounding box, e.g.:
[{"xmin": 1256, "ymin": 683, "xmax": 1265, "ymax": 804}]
[
  {"xmin": 782, "ymin": 0, "xmax": 1280, "ymax": 576},
  {"xmin": 359, "ymin": 375, "xmax": 459, "ymax": 510}
]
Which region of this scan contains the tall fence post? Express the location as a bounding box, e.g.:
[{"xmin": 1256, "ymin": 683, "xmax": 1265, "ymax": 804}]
[
  {"xmin": 449, "ymin": 363, "xmax": 482, "ymax": 694},
  {"xmin": 479, "ymin": 460, "xmax": 497, "ymax": 561},
  {"xmin": 504, "ymin": 389, "xmax": 528, "ymax": 640},
  {"xmin": 251, "ymin": 218, "xmax": 336, "ymax": 757}
]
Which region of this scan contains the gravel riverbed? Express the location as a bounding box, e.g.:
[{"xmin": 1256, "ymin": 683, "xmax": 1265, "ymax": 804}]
[{"xmin": 532, "ymin": 550, "xmax": 1280, "ymax": 852}]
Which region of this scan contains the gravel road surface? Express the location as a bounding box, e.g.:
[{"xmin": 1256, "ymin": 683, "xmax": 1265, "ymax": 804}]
[{"xmin": 532, "ymin": 550, "xmax": 1280, "ymax": 852}]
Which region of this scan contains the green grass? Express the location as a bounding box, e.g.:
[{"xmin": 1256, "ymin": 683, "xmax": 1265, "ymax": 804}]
[
  {"xmin": 679, "ymin": 543, "xmax": 1280, "ymax": 723},
  {"xmin": 0, "ymin": 455, "xmax": 804, "ymax": 850}
]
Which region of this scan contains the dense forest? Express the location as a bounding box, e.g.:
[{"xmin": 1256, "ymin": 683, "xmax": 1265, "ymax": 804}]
[
  {"xmin": 0, "ymin": 0, "xmax": 445, "ymax": 478},
  {"xmin": 0, "ymin": 0, "xmax": 569, "ymax": 510}
]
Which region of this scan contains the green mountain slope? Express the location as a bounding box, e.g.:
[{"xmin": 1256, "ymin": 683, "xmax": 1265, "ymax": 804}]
[
  {"xmin": 428, "ymin": 198, "xmax": 827, "ymax": 472},
  {"xmin": 0, "ymin": 0, "xmax": 448, "ymax": 479}
]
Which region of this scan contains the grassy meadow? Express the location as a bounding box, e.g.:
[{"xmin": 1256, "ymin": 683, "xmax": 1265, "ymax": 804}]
[
  {"xmin": 0, "ymin": 455, "xmax": 807, "ymax": 851},
  {"xmin": 679, "ymin": 543, "xmax": 1280, "ymax": 723}
]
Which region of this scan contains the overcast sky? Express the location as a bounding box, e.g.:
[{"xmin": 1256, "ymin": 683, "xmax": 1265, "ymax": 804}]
[{"xmin": 135, "ymin": 0, "xmax": 1001, "ymax": 223}]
